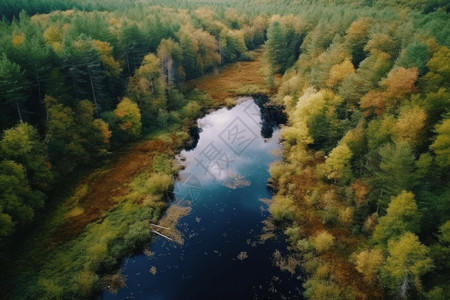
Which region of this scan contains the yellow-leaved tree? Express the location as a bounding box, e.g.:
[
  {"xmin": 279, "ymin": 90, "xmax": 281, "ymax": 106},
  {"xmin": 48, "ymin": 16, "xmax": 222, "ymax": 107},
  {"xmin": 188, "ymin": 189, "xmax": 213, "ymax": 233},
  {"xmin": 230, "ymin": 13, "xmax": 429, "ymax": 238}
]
[
  {"xmin": 327, "ymin": 59, "xmax": 355, "ymax": 88},
  {"xmin": 311, "ymin": 231, "xmax": 335, "ymax": 253},
  {"xmin": 392, "ymin": 105, "xmax": 427, "ymax": 147},
  {"xmin": 92, "ymin": 40, "xmax": 122, "ymax": 77},
  {"xmin": 322, "ymin": 143, "xmax": 353, "ymax": 181},
  {"xmin": 430, "ymin": 118, "xmax": 450, "ymax": 167},
  {"xmin": 114, "ymin": 97, "xmax": 142, "ymax": 141},
  {"xmin": 373, "ymin": 191, "xmax": 421, "ymax": 246},
  {"xmin": 381, "ymin": 232, "xmax": 432, "ymax": 299},
  {"xmin": 354, "ymin": 249, "xmax": 384, "ymax": 284}
]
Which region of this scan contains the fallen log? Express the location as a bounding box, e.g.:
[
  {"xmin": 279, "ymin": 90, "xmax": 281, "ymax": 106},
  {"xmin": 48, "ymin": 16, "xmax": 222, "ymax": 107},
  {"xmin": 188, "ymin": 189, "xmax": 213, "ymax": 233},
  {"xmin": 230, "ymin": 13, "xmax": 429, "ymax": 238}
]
[
  {"xmin": 149, "ymin": 223, "xmax": 170, "ymax": 230},
  {"xmin": 151, "ymin": 229, "xmax": 174, "ymax": 242}
]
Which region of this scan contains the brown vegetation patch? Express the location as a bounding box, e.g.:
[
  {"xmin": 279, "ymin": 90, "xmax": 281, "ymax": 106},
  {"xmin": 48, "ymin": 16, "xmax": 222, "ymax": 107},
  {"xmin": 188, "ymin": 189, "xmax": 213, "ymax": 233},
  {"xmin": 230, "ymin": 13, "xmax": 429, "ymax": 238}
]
[
  {"xmin": 286, "ymin": 168, "xmax": 383, "ymax": 298},
  {"xmin": 272, "ymin": 249, "xmax": 300, "ymax": 275},
  {"xmin": 237, "ymin": 251, "xmax": 248, "ymax": 261},
  {"xmin": 260, "ymin": 218, "xmax": 277, "ymax": 243},
  {"xmin": 222, "ymin": 172, "xmax": 251, "ymax": 189},
  {"xmin": 189, "ymin": 50, "xmax": 267, "ymax": 104},
  {"xmin": 154, "ymin": 205, "xmax": 192, "ymax": 244},
  {"xmin": 100, "ymin": 272, "xmax": 126, "ymax": 295},
  {"xmin": 49, "ymin": 139, "xmax": 172, "ymax": 247},
  {"xmin": 288, "ymin": 168, "xmax": 319, "ymax": 202},
  {"xmin": 321, "ymin": 252, "xmax": 384, "ymax": 300}
]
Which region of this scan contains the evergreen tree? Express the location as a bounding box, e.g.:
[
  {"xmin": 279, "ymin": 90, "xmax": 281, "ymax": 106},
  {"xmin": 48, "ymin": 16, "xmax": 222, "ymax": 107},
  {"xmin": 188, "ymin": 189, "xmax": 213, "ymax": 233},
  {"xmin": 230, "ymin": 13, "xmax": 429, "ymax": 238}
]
[{"xmin": 0, "ymin": 54, "xmax": 30, "ymax": 125}]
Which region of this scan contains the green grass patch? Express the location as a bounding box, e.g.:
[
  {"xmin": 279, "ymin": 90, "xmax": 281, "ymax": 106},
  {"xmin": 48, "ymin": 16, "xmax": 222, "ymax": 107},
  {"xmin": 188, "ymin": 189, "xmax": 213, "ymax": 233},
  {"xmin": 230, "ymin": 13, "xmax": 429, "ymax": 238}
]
[{"xmin": 12, "ymin": 168, "xmax": 169, "ymax": 299}]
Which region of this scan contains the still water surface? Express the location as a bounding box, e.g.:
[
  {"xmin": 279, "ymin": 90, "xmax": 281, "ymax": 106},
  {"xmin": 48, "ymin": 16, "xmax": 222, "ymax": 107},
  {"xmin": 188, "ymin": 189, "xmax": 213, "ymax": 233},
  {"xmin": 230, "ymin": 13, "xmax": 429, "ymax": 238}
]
[{"xmin": 103, "ymin": 98, "xmax": 302, "ymax": 300}]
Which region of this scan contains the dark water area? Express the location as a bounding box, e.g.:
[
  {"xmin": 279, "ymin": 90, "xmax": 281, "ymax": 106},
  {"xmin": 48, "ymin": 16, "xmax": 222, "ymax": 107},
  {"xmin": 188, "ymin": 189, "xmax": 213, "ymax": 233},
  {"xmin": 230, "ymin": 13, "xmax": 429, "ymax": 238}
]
[{"xmin": 103, "ymin": 98, "xmax": 303, "ymax": 300}]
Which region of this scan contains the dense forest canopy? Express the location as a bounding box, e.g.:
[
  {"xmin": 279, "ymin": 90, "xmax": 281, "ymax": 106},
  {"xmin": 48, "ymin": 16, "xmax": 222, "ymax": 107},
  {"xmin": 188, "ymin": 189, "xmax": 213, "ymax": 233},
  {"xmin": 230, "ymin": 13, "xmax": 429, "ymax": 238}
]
[
  {"xmin": 0, "ymin": 0, "xmax": 449, "ymax": 299},
  {"xmin": 0, "ymin": 2, "xmax": 271, "ymax": 238}
]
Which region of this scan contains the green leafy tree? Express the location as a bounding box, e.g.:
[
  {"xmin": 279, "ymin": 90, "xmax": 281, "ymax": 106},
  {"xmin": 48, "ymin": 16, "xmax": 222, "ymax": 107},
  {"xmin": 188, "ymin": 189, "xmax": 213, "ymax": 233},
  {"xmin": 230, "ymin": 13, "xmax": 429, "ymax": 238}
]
[
  {"xmin": 128, "ymin": 53, "xmax": 167, "ymax": 129},
  {"xmin": 0, "ymin": 160, "xmax": 44, "ymax": 237},
  {"xmin": 157, "ymin": 38, "xmax": 183, "ymax": 96},
  {"xmin": 0, "ymin": 53, "xmax": 30, "ymax": 124},
  {"xmin": 344, "ymin": 17, "xmax": 373, "ymax": 68},
  {"xmin": 178, "ymin": 24, "xmax": 219, "ymax": 77},
  {"xmin": 44, "ymin": 95, "xmax": 86, "ymax": 175},
  {"xmin": 76, "ymin": 100, "xmax": 111, "ymax": 157},
  {"xmin": 430, "ymin": 117, "xmax": 450, "ymax": 168},
  {"xmin": 421, "ymin": 88, "xmax": 450, "ymax": 126},
  {"xmin": 1, "ymin": 122, "xmax": 53, "ymax": 190},
  {"xmin": 265, "ymin": 21, "xmax": 287, "ymax": 74},
  {"xmin": 422, "ymin": 45, "xmax": 450, "ymax": 93},
  {"xmin": 372, "ymin": 142, "xmax": 419, "ymax": 209},
  {"xmin": 114, "ymin": 97, "xmax": 142, "ymax": 142},
  {"xmin": 396, "ymin": 42, "xmax": 430, "ymax": 76},
  {"xmin": 373, "ymin": 191, "xmax": 421, "ymax": 246},
  {"xmin": 365, "ymin": 116, "xmax": 394, "ymax": 150},
  {"xmin": 178, "ymin": 24, "xmax": 199, "ymax": 77},
  {"xmin": 440, "ymin": 220, "xmax": 450, "ymax": 244},
  {"xmin": 265, "ymin": 17, "xmax": 304, "ymax": 74},
  {"xmin": 219, "ymin": 29, "xmax": 247, "ymax": 64},
  {"xmin": 131, "ymin": 53, "xmax": 162, "ymax": 98},
  {"xmin": 8, "ymin": 21, "xmax": 52, "ymax": 122}
]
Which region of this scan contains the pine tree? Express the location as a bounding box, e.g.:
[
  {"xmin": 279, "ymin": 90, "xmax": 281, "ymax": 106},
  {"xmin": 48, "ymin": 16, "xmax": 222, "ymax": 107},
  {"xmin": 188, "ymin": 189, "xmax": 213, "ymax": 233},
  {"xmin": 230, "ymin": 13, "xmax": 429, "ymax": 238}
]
[{"xmin": 0, "ymin": 54, "xmax": 30, "ymax": 124}]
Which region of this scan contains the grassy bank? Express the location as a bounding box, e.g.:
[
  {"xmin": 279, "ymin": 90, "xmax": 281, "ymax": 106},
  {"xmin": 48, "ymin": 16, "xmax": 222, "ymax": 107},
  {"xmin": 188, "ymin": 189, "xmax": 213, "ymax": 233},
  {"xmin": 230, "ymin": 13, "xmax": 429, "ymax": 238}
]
[{"xmin": 6, "ymin": 119, "xmax": 192, "ymax": 299}]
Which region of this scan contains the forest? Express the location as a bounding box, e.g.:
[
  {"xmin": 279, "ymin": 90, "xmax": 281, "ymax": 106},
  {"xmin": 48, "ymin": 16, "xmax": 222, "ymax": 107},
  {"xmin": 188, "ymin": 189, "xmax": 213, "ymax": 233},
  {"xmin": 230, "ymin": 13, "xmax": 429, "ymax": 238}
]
[{"xmin": 0, "ymin": 0, "xmax": 449, "ymax": 299}]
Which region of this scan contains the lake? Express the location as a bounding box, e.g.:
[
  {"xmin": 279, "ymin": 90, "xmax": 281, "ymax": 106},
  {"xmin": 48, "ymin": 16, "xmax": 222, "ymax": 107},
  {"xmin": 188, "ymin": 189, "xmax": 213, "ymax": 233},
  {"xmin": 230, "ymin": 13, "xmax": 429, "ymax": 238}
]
[{"xmin": 103, "ymin": 97, "xmax": 303, "ymax": 300}]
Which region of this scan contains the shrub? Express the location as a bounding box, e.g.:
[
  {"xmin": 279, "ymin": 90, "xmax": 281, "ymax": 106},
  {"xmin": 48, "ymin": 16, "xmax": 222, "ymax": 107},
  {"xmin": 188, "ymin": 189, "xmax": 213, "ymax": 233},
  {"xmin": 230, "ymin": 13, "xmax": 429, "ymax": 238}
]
[
  {"xmin": 285, "ymin": 226, "xmax": 302, "ymax": 243},
  {"xmin": 76, "ymin": 270, "xmax": 98, "ymax": 297},
  {"xmin": 152, "ymin": 154, "xmax": 174, "ymax": 174},
  {"xmin": 303, "ymin": 278, "xmax": 354, "ymax": 300},
  {"xmin": 123, "ymin": 221, "xmax": 151, "ymax": 251},
  {"xmin": 37, "ymin": 278, "xmax": 63, "ymax": 300},
  {"xmin": 311, "ymin": 231, "xmax": 335, "ymax": 253},
  {"xmin": 269, "ymin": 195, "xmax": 295, "ymax": 220},
  {"xmin": 129, "ymin": 172, "xmax": 172, "ymax": 200},
  {"xmin": 181, "ymin": 101, "xmax": 202, "ymax": 119}
]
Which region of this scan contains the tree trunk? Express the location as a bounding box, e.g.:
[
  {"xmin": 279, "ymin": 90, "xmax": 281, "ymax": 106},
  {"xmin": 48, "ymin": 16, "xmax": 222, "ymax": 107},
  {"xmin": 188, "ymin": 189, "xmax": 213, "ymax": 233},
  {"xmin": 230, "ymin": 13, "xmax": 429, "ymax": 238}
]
[
  {"xmin": 35, "ymin": 65, "xmax": 43, "ymax": 112},
  {"xmin": 217, "ymin": 37, "xmax": 222, "ymax": 65},
  {"xmin": 16, "ymin": 102, "xmax": 22, "ymax": 122},
  {"xmin": 125, "ymin": 50, "xmax": 131, "ymax": 77},
  {"xmin": 166, "ymin": 58, "xmax": 173, "ymax": 95},
  {"xmin": 88, "ymin": 68, "xmax": 99, "ymax": 117},
  {"xmin": 400, "ymin": 276, "xmax": 409, "ymax": 299},
  {"xmin": 71, "ymin": 66, "xmax": 77, "ymax": 98}
]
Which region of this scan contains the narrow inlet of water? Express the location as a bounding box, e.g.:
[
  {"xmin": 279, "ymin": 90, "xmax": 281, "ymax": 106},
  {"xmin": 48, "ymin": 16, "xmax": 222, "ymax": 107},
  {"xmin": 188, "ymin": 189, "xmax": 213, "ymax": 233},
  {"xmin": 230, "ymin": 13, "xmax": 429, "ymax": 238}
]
[{"xmin": 103, "ymin": 97, "xmax": 303, "ymax": 300}]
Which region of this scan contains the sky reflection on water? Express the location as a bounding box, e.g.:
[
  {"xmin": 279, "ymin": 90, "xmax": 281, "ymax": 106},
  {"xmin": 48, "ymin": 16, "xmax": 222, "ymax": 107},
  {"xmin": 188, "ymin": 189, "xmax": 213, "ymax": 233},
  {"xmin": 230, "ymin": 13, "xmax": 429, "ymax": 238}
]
[{"xmin": 103, "ymin": 98, "xmax": 303, "ymax": 300}]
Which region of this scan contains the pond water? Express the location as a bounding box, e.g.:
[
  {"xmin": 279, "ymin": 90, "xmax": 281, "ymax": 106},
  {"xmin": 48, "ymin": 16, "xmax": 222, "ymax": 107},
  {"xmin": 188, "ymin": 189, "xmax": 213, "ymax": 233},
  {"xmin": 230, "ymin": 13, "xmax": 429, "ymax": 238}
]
[{"xmin": 103, "ymin": 98, "xmax": 303, "ymax": 300}]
